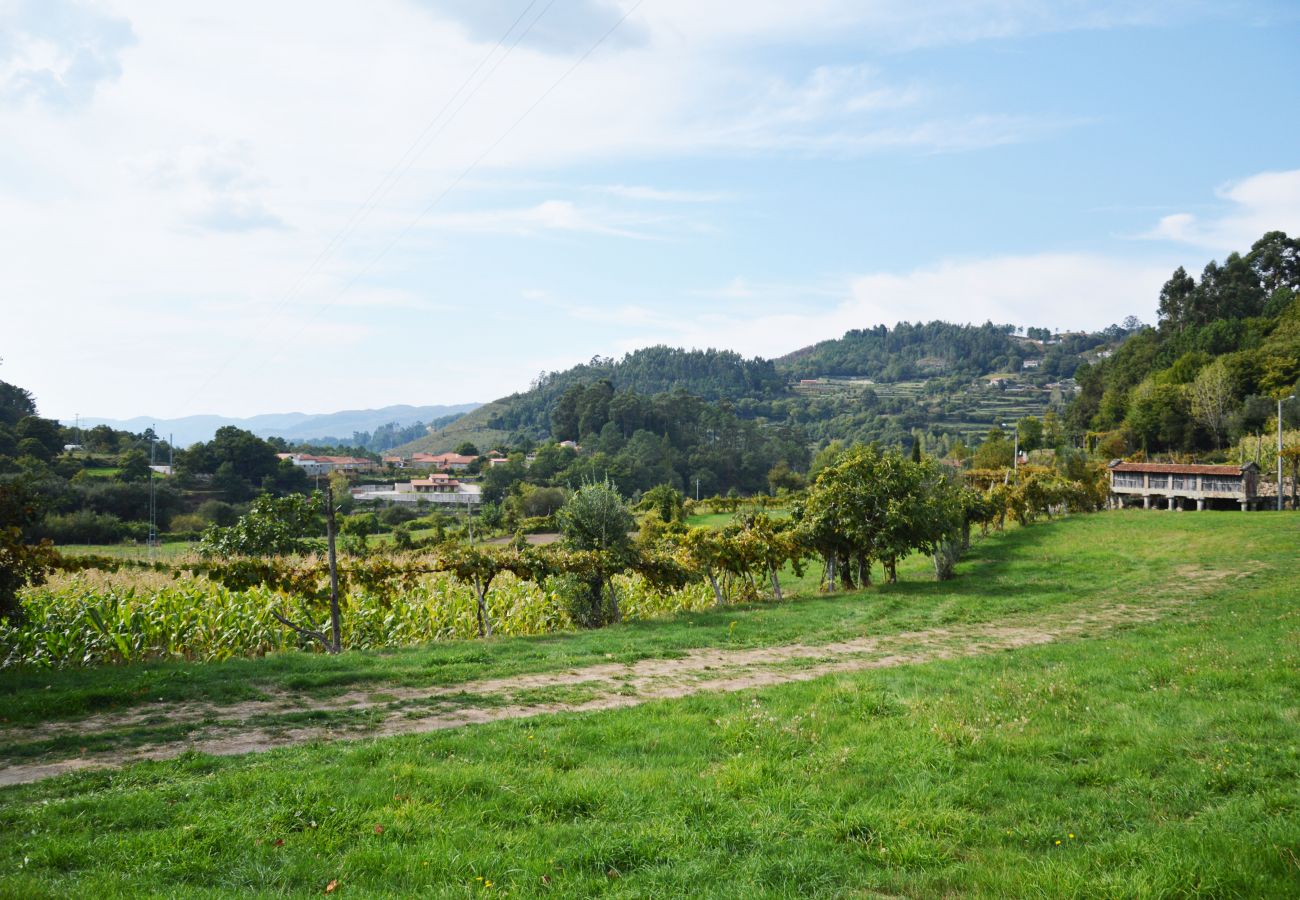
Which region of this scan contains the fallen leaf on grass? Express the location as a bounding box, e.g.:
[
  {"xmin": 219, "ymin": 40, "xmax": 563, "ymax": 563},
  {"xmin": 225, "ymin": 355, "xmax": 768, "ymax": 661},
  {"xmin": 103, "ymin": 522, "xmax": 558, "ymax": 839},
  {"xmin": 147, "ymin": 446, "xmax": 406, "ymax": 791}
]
[
  {"xmin": 325, "ymin": 879, "xmax": 338, "ymax": 893},
  {"xmin": 373, "ymin": 824, "xmax": 384, "ymax": 834}
]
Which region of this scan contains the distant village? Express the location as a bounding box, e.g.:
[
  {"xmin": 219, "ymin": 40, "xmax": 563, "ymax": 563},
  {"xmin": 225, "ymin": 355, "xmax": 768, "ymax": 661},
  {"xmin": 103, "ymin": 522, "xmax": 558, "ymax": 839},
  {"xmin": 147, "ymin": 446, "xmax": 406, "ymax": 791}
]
[{"xmin": 274, "ymin": 443, "xmax": 584, "ymax": 507}]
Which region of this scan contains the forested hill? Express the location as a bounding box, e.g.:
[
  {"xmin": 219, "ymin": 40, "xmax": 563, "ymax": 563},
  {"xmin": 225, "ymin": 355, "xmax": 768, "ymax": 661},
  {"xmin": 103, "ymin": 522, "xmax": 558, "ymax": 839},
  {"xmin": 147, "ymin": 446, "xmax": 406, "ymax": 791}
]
[
  {"xmin": 779, "ymin": 321, "xmax": 1021, "ymax": 380},
  {"xmin": 396, "ymin": 347, "xmax": 782, "ymax": 452},
  {"xmin": 1065, "ymin": 231, "xmax": 1300, "ymax": 457},
  {"xmin": 396, "ymin": 319, "xmax": 1126, "ymax": 459}
]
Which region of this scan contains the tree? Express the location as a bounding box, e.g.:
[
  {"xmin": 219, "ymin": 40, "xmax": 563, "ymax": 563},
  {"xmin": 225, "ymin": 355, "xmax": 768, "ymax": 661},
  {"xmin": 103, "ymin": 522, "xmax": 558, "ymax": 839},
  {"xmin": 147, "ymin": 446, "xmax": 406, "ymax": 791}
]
[
  {"xmin": 117, "ymin": 449, "xmax": 150, "ymax": 482},
  {"xmin": 0, "ymin": 381, "xmax": 37, "ymax": 428},
  {"xmin": 1017, "ymin": 417, "xmax": 1044, "ymax": 453},
  {"xmin": 15, "ymin": 417, "xmax": 61, "ymax": 463},
  {"xmin": 454, "ymin": 441, "xmax": 480, "ymax": 457},
  {"xmin": 0, "ymin": 477, "xmax": 59, "ymax": 622},
  {"xmin": 971, "ymin": 429, "xmax": 1013, "ymax": 470},
  {"xmin": 1157, "ymin": 266, "xmax": 1197, "ymax": 331},
  {"xmin": 1189, "ymin": 358, "xmax": 1235, "ymax": 448},
  {"xmin": 557, "ymin": 479, "xmax": 635, "ymax": 623},
  {"xmin": 638, "ymin": 483, "xmax": 685, "ymax": 523},
  {"xmin": 198, "ymin": 492, "xmax": 322, "ymax": 557}
]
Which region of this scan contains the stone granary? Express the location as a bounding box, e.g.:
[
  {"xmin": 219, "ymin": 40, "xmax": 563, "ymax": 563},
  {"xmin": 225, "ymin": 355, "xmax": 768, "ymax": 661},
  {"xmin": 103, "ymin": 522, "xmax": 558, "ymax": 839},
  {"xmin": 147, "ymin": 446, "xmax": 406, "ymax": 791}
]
[{"xmin": 1107, "ymin": 461, "xmax": 1260, "ymax": 511}]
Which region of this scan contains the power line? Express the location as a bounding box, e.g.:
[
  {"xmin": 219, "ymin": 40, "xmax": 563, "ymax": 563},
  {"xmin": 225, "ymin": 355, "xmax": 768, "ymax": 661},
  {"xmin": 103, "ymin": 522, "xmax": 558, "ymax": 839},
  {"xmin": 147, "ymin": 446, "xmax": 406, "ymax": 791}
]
[
  {"xmin": 257, "ymin": 0, "xmax": 647, "ymax": 373},
  {"xmin": 178, "ymin": 0, "xmax": 552, "ymax": 413}
]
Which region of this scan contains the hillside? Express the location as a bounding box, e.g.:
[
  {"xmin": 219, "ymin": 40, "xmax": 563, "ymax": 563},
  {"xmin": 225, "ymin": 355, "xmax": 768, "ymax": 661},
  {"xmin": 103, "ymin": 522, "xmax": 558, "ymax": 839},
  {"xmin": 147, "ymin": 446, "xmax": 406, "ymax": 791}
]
[
  {"xmin": 398, "ymin": 325, "xmax": 1124, "ymax": 458},
  {"xmin": 1065, "ymin": 231, "xmax": 1300, "ymax": 458}
]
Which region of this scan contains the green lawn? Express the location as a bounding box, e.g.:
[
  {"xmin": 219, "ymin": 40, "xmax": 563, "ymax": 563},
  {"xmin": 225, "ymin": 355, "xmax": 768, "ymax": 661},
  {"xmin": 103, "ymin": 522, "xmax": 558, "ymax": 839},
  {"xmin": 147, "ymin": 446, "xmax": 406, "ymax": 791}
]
[
  {"xmin": 685, "ymin": 507, "xmax": 790, "ymax": 529},
  {"xmin": 54, "ymin": 540, "xmax": 198, "ymax": 560},
  {"xmin": 2, "ymin": 512, "xmax": 1299, "ymax": 896}
]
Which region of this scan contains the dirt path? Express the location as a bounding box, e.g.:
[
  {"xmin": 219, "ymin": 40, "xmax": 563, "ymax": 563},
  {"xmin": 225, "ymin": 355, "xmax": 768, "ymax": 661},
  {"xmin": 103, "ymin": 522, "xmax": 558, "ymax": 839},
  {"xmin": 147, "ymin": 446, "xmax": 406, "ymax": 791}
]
[{"xmin": 0, "ymin": 567, "xmax": 1234, "ymax": 788}]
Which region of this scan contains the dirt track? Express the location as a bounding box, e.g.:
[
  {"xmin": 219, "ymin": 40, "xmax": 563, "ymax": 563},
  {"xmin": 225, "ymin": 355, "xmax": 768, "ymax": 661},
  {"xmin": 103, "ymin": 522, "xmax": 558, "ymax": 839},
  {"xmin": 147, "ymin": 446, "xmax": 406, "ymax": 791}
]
[{"xmin": 0, "ymin": 565, "xmax": 1233, "ymax": 788}]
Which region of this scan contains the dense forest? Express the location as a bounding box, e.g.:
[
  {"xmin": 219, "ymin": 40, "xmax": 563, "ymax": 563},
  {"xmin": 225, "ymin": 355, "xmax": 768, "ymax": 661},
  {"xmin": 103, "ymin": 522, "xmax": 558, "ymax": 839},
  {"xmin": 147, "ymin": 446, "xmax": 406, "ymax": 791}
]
[
  {"xmin": 1065, "ymin": 231, "xmax": 1300, "ymax": 457},
  {"xmin": 478, "ymin": 346, "xmax": 784, "ymax": 437}
]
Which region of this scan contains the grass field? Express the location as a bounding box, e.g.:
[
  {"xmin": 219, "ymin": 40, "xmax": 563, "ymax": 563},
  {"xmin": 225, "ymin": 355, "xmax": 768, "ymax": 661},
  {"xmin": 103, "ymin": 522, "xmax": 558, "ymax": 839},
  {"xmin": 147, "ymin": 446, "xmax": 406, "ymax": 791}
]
[
  {"xmin": 55, "ymin": 540, "xmax": 199, "ymax": 560},
  {"xmin": 2, "ymin": 512, "xmax": 1298, "ymax": 896}
]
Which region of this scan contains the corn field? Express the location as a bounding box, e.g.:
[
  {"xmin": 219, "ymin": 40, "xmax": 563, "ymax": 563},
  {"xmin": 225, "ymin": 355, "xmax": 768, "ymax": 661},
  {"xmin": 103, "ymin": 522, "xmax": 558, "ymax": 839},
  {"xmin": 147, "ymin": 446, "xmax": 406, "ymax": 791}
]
[{"xmin": 0, "ymin": 568, "xmax": 715, "ymax": 669}]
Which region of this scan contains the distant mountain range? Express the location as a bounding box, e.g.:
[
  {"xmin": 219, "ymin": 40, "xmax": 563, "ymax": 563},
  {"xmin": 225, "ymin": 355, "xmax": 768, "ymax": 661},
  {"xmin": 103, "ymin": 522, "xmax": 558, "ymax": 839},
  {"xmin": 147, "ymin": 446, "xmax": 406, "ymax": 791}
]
[{"xmin": 68, "ymin": 403, "xmax": 482, "ymax": 448}]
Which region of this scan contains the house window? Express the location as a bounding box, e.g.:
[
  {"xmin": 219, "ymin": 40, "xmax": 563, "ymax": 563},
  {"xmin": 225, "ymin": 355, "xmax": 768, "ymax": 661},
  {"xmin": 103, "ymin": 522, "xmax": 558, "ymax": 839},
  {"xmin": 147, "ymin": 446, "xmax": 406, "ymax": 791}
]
[
  {"xmin": 1171, "ymin": 475, "xmax": 1187, "ymax": 490},
  {"xmin": 1148, "ymin": 475, "xmax": 1169, "ymax": 490},
  {"xmin": 1113, "ymin": 473, "xmax": 1143, "ymax": 489},
  {"xmin": 1201, "ymin": 476, "xmax": 1240, "ymax": 493}
]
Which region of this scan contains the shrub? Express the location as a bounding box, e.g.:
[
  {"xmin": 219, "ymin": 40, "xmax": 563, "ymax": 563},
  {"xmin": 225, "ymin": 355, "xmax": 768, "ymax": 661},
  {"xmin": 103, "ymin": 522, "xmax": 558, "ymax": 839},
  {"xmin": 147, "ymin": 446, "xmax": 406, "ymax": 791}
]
[{"xmin": 36, "ymin": 510, "xmax": 129, "ymax": 544}]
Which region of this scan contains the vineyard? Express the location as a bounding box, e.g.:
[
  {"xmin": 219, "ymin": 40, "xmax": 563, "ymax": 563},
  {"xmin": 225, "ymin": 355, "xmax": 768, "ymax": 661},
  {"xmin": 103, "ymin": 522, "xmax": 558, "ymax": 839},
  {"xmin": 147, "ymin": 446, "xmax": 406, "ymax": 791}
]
[
  {"xmin": 1, "ymin": 449, "xmax": 1109, "ymax": 670},
  {"xmin": 2, "ymin": 568, "xmax": 712, "ymax": 668}
]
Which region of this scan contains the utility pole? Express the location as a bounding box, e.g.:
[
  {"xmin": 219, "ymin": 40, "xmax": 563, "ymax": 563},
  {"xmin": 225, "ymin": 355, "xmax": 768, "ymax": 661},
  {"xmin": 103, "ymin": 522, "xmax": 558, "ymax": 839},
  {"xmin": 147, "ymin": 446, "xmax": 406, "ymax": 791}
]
[
  {"xmin": 1002, "ymin": 421, "xmax": 1019, "ymax": 480},
  {"xmin": 1279, "ymin": 395, "xmax": 1295, "ymax": 511},
  {"xmin": 147, "ymin": 431, "xmax": 158, "ymax": 553}
]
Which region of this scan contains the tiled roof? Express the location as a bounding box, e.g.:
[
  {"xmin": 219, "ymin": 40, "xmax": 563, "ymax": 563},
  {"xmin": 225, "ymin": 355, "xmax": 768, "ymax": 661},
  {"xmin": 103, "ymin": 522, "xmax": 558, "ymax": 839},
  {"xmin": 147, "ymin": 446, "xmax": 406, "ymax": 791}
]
[{"xmin": 1109, "ymin": 462, "xmax": 1251, "ymax": 475}]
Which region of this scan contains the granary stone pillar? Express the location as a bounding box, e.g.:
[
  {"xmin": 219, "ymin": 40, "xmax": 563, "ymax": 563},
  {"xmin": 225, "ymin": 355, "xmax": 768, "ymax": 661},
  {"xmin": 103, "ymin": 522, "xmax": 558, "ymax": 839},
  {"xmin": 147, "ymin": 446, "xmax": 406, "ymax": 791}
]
[
  {"xmin": 1168, "ymin": 496, "xmax": 1177, "ymax": 511},
  {"xmin": 1196, "ymin": 498, "xmax": 1205, "ymax": 511},
  {"xmin": 1143, "ymin": 495, "xmax": 1152, "ymax": 509},
  {"xmin": 1240, "ymin": 500, "xmax": 1250, "ymax": 511}
]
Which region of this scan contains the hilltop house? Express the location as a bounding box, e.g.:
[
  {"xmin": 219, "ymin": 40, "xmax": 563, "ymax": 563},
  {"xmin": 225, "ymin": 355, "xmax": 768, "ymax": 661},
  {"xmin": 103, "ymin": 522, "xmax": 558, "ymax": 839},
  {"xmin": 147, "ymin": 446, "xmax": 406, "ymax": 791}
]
[{"xmin": 1107, "ymin": 461, "xmax": 1259, "ymax": 510}]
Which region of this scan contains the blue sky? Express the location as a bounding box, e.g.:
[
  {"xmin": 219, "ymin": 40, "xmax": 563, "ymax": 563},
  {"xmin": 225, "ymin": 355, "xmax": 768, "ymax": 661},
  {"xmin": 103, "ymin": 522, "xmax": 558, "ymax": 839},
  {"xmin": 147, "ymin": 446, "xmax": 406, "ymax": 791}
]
[{"xmin": 2, "ymin": 0, "xmax": 1298, "ymax": 420}]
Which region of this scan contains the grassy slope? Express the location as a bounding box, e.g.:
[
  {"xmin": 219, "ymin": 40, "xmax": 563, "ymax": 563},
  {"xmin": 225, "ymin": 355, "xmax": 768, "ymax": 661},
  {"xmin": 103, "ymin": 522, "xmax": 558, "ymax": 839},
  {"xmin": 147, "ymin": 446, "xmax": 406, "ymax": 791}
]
[{"xmin": 1, "ymin": 513, "xmax": 1298, "ymax": 896}]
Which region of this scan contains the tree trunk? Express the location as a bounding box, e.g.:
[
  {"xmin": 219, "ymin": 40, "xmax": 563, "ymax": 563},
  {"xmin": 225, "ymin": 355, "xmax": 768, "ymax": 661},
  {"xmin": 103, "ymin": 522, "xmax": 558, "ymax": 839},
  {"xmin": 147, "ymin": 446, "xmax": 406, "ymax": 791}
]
[
  {"xmin": 473, "ymin": 576, "xmax": 491, "ymax": 637},
  {"xmin": 707, "ymin": 569, "xmax": 725, "ymax": 606},
  {"xmin": 838, "ymin": 553, "xmax": 856, "ymax": 590},
  {"xmin": 607, "ymin": 577, "xmax": 621, "ymax": 623},
  {"xmin": 324, "ymin": 483, "xmax": 342, "ymax": 653},
  {"xmin": 825, "ymin": 555, "xmax": 836, "ymax": 592},
  {"xmin": 885, "ymin": 556, "xmax": 898, "ymax": 584},
  {"xmin": 768, "ymin": 566, "xmax": 782, "ymax": 602}
]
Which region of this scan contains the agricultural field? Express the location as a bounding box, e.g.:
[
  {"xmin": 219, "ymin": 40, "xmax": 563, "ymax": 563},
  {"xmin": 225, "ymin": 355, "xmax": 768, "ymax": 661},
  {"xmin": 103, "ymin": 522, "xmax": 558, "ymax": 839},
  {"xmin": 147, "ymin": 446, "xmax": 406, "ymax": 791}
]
[
  {"xmin": 1, "ymin": 512, "xmax": 1298, "ymax": 896},
  {"xmin": 792, "ymin": 376, "xmax": 1062, "ymax": 442}
]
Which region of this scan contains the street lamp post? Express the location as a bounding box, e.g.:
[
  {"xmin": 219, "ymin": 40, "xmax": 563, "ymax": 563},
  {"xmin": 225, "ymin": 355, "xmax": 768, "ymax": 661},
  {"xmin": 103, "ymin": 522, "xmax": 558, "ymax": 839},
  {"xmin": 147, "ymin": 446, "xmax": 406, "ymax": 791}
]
[{"xmin": 1279, "ymin": 395, "xmax": 1295, "ymax": 511}]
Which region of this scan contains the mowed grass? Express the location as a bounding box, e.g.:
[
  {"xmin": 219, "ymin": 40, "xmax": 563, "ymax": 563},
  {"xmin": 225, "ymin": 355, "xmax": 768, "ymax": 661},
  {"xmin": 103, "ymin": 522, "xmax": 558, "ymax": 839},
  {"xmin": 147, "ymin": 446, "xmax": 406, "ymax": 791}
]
[{"xmin": 0, "ymin": 513, "xmax": 1297, "ymax": 895}]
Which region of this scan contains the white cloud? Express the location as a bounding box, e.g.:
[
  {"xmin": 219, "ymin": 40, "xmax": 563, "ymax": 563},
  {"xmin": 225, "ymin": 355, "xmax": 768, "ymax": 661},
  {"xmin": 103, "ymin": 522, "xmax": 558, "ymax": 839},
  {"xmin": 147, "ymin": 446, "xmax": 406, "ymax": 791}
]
[
  {"xmin": 0, "ymin": 0, "xmax": 135, "ymax": 108},
  {"xmin": 626, "ymin": 254, "xmax": 1170, "ymax": 359},
  {"xmin": 0, "ymin": 0, "xmax": 1220, "ymax": 417},
  {"xmin": 597, "ymin": 184, "xmax": 728, "ymax": 203},
  {"xmin": 420, "ymin": 199, "xmax": 670, "ymax": 239},
  {"xmin": 1142, "ymin": 169, "xmax": 1300, "ymax": 252}
]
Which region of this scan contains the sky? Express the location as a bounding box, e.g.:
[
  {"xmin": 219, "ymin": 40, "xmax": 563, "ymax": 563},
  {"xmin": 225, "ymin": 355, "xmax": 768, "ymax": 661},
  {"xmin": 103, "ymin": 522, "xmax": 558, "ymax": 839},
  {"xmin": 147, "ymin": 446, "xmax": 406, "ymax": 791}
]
[{"xmin": 2, "ymin": 0, "xmax": 1299, "ymax": 421}]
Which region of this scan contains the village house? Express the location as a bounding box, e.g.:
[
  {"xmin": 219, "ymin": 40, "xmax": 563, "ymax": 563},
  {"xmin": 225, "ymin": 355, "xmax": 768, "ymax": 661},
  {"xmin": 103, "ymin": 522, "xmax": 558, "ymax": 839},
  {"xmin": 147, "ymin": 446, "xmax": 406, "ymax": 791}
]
[
  {"xmin": 1107, "ymin": 461, "xmax": 1260, "ymax": 510},
  {"xmin": 276, "ymin": 453, "xmax": 377, "ymax": 475},
  {"xmin": 350, "ymin": 474, "xmax": 482, "ymax": 506},
  {"xmin": 408, "ymin": 452, "xmax": 476, "ymax": 471}
]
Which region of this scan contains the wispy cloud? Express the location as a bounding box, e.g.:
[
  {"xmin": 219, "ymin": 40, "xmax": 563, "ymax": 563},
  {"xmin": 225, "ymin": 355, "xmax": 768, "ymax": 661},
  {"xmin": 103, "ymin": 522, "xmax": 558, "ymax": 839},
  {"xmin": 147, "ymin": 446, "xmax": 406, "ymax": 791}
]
[
  {"xmin": 0, "ymin": 0, "xmax": 135, "ymax": 109},
  {"xmin": 627, "ymin": 254, "xmax": 1171, "ymax": 359},
  {"xmin": 1139, "ymin": 169, "xmax": 1300, "ymax": 252},
  {"xmin": 596, "ymin": 184, "xmax": 730, "ymax": 203},
  {"xmin": 421, "ymin": 199, "xmax": 678, "ymax": 239}
]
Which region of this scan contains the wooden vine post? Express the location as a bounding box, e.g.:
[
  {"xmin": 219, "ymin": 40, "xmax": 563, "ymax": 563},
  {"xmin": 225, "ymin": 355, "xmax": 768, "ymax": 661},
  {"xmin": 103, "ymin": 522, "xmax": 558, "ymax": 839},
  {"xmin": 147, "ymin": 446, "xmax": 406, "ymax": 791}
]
[{"xmin": 325, "ymin": 481, "xmax": 342, "ymax": 654}]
